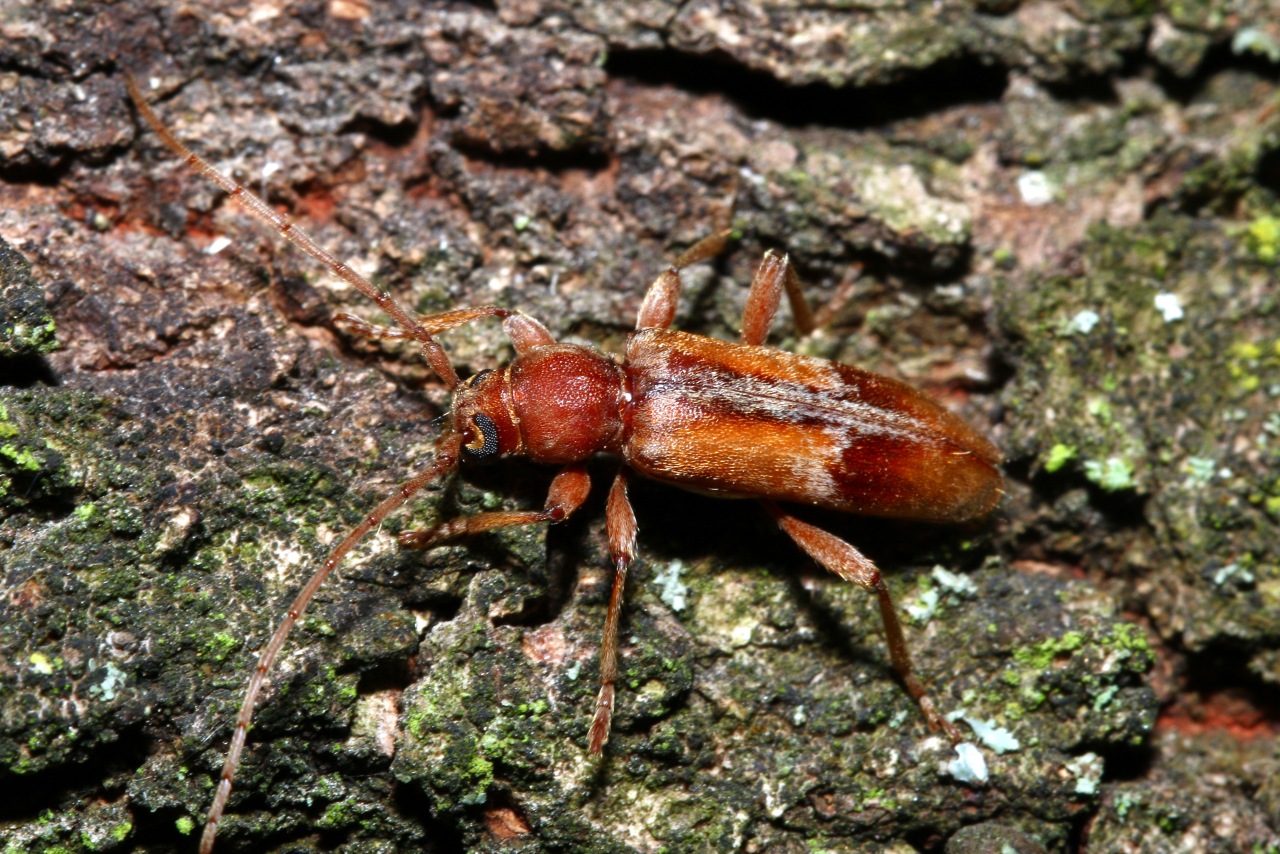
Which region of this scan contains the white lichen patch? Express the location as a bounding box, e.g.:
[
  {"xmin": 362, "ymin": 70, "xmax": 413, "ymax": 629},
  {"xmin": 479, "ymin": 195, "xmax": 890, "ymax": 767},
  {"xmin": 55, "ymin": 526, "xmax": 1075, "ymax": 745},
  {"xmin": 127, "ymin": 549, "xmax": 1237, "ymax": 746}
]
[
  {"xmin": 1154, "ymin": 291, "xmax": 1184, "ymax": 322},
  {"xmin": 945, "ymin": 742, "xmax": 988, "ymax": 785},
  {"xmin": 1017, "ymin": 170, "xmax": 1055, "ymax": 206},
  {"xmin": 906, "ymin": 588, "xmax": 939, "ymax": 624},
  {"xmin": 931, "ymin": 565, "xmax": 977, "ymax": 596},
  {"xmin": 1063, "ymin": 308, "xmax": 1101, "ymax": 335},
  {"xmin": 949, "ymin": 711, "xmax": 1021, "ymax": 754},
  {"xmin": 1066, "ymin": 752, "xmax": 1104, "ymax": 795},
  {"xmin": 653, "ymin": 559, "xmax": 689, "ymax": 612},
  {"xmin": 88, "ymin": 661, "xmax": 128, "ymax": 702}
]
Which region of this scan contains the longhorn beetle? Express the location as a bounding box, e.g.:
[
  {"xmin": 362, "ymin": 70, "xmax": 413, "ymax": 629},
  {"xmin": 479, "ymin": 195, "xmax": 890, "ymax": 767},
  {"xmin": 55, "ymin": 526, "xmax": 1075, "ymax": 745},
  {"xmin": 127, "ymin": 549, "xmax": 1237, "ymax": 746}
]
[{"xmin": 125, "ymin": 74, "xmax": 1003, "ymax": 853}]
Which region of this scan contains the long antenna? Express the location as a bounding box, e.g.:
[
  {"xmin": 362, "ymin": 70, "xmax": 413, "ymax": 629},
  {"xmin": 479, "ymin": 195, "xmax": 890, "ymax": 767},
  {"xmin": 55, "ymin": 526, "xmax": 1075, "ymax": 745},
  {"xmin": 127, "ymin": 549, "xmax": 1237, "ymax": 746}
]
[
  {"xmin": 199, "ymin": 435, "xmax": 462, "ymax": 853},
  {"xmin": 124, "ymin": 73, "xmax": 460, "ymax": 389}
]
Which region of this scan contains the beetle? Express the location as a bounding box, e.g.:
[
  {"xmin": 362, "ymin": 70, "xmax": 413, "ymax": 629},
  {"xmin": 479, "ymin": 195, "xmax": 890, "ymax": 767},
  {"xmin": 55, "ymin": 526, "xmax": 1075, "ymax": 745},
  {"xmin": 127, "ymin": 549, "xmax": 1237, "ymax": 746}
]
[{"xmin": 125, "ymin": 74, "xmax": 1002, "ymax": 853}]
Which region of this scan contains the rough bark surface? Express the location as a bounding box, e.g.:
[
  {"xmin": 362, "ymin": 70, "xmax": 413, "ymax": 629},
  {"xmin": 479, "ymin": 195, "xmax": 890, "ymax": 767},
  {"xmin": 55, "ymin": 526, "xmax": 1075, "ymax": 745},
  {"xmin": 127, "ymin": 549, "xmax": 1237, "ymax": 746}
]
[{"xmin": 2, "ymin": 2, "xmax": 1278, "ymax": 852}]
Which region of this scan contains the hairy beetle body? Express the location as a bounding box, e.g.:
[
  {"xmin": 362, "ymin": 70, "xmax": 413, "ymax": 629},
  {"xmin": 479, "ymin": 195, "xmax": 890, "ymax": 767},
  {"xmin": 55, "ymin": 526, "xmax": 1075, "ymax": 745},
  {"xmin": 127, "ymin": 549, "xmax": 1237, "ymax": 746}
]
[{"xmin": 622, "ymin": 328, "xmax": 1002, "ymax": 521}]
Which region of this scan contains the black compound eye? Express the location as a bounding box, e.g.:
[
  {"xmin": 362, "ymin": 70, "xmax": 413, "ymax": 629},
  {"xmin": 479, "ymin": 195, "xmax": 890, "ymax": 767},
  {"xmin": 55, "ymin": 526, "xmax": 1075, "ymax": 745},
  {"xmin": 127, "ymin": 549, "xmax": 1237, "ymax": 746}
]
[
  {"xmin": 464, "ymin": 413, "xmax": 500, "ymax": 457},
  {"xmin": 467, "ymin": 369, "xmax": 492, "ymax": 388}
]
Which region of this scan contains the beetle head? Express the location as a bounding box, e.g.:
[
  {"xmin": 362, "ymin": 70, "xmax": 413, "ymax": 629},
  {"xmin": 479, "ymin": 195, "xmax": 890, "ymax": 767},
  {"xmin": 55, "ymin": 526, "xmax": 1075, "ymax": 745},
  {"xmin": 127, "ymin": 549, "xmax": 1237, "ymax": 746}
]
[{"xmin": 451, "ymin": 368, "xmax": 521, "ymax": 461}]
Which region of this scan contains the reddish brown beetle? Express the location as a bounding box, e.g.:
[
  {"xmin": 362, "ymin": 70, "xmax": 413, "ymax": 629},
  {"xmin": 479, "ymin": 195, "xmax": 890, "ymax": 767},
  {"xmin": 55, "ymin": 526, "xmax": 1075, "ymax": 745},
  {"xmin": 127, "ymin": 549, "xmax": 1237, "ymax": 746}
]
[{"xmin": 126, "ymin": 75, "xmax": 1002, "ymax": 854}]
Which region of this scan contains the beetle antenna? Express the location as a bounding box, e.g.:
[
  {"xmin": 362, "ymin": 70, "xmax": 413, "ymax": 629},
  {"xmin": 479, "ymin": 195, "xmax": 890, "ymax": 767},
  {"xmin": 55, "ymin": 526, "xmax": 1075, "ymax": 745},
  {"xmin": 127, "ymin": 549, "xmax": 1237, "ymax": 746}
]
[
  {"xmin": 199, "ymin": 432, "xmax": 463, "ymax": 854},
  {"xmin": 123, "ymin": 73, "xmax": 460, "ymax": 389}
]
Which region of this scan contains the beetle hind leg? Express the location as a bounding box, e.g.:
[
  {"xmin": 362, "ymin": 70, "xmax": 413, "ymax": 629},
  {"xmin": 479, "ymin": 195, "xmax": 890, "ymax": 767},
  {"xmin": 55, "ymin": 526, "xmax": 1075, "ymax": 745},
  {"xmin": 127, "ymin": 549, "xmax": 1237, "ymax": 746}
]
[
  {"xmin": 764, "ymin": 501, "xmax": 962, "ymax": 743},
  {"xmin": 740, "ymin": 254, "xmax": 867, "ymax": 346}
]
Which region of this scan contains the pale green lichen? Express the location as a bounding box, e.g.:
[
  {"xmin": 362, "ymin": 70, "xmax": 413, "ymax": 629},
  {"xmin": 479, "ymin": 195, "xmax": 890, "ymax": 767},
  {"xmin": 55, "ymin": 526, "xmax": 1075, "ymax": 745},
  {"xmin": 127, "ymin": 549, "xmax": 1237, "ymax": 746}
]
[
  {"xmin": 1233, "ymin": 28, "xmax": 1280, "ymax": 63},
  {"xmin": 1084, "ymin": 456, "xmax": 1137, "ymax": 491},
  {"xmin": 654, "ymin": 559, "xmax": 689, "ymax": 612}
]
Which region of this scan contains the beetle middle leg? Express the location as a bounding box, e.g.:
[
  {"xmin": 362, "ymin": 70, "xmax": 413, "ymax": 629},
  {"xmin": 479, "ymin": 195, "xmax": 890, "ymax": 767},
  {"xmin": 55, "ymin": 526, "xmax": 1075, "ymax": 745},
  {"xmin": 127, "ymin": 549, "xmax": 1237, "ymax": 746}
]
[
  {"xmin": 635, "ymin": 230, "xmax": 734, "ymax": 330},
  {"xmin": 588, "ymin": 469, "xmax": 638, "ymax": 754},
  {"xmin": 740, "ymin": 250, "xmax": 815, "ymax": 344},
  {"xmin": 764, "ymin": 501, "xmax": 962, "ymax": 743}
]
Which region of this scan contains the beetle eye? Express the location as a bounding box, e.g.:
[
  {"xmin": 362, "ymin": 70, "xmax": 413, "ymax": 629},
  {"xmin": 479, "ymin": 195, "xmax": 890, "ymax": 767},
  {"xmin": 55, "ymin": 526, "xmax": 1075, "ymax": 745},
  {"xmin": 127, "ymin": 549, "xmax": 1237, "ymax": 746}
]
[{"xmin": 463, "ymin": 413, "xmax": 500, "ymax": 457}]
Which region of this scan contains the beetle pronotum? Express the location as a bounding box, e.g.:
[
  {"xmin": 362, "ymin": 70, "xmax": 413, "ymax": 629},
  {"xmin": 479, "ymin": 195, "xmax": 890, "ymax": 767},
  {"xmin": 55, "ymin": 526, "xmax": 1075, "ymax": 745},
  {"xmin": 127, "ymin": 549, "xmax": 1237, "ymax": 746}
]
[{"xmin": 125, "ymin": 73, "xmax": 1002, "ymax": 853}]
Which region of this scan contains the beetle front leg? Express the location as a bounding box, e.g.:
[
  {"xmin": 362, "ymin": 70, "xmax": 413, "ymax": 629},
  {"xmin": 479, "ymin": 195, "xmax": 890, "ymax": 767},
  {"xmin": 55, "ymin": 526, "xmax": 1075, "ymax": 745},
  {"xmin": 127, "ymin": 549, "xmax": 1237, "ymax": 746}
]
[
  {"xmin": 588, "ymin": 468, "xmax": 638, "ymax": 754},
  {"xmin": 764, "ymin": 502, "xmax": 962, "ymax": 743},
  {"xmin": 398, "ymin": 462, "xmax": 590, "ymax": 549}
]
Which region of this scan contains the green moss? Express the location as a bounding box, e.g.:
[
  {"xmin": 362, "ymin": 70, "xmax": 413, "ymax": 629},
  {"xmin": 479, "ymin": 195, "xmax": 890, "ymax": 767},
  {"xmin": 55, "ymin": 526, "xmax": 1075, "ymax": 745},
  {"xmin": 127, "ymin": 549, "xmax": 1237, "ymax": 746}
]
[
  {"xmin": 318, "ymin": 798, "xmax": 353, "ymax": 828},
  {"xmin": 517, "ymin": 699, "xmax": 548, "ymax": 716},
  {"xmin": 201, "ymin": 631, "xmax": 239, "ymax": 663},
  {"xmin": 462, "ymin": 754, "xmax": 494, "ymax": 805},
  {"xmin": 1014, "ymin": 631, "xmax": 1086, "ymax": 670},
  {"xmin": 1246, "ymin": 215, "xmax": 1280, "ymax": 262},
  {"xmin": 1104, "ymin": 623, "xmax": 1153, "ymax": 667},
  {"xmin": 1043, "ymin": 443, "xmax": 1078, "ymax": 473},
  {"xmin": 0, "ymin": 443, "xmax": 41, "ymax": 471}
]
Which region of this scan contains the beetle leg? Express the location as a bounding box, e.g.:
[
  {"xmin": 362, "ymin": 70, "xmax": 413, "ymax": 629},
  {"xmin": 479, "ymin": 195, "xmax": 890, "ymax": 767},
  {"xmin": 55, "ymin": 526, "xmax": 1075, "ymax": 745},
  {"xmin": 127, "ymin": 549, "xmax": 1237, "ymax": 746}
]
[
  {"xmin": 740, "ymin": 250, "xmax": 819, "ymax": 346},
  {"xmin": 740, "ymin": 254, "xmax": 870, "ymax": 345},
  {"xmin": 635, "ymin": 230, "xmax": 734, "ymax": 330},
  {"xmin": 674, "ymin": 229, "xmax": 735, "ymax": 269},
  {"xmin": 764, "ymin": 502, "xmax": 962, "ymax": 743},
  {"xmin": 741, "ymin": 250, "xmax": 790, "ymax": 346},
  {"xmin": 398, "ymin": 462, "xmax": 590, "ymax": 549},
  {"xmin": 501, "ymin": 313, "xmax": 557, "ymax": 353},
  {"xmin": 588, "ymin": 468, "xmax": 638, "ymax": 754},
  {"xmin": 808, "ymin": 262, "xmax": 863, "ymax": 332}
]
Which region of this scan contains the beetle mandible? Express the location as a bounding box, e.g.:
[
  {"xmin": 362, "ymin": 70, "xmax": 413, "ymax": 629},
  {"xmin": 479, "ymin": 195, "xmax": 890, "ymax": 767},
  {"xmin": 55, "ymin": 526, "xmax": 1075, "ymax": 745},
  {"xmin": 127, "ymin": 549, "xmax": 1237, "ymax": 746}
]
[{"xmin": 125, "ymin": 74, "xmax": 1002, "ymax": 854}]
